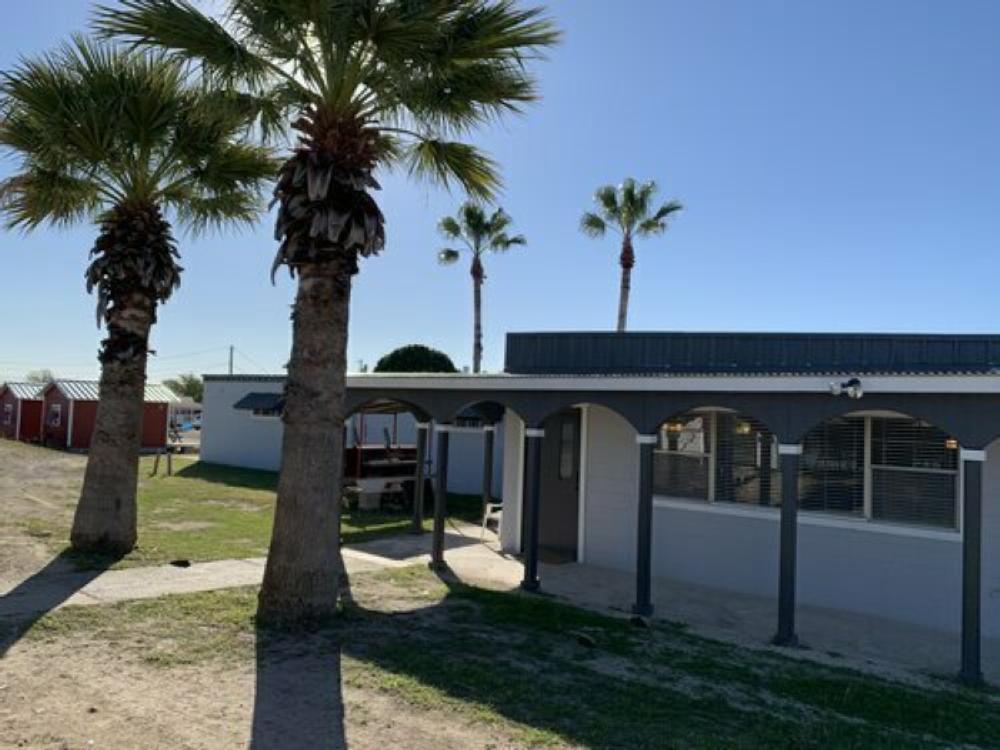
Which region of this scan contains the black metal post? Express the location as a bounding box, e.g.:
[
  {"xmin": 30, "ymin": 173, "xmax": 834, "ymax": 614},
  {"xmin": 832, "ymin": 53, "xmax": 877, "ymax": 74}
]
[
  {"xmin": 520, "ymin": 426, "xmax": 544, "ymax": 591},
  {"xmin": 482, "ymin": 425, "xmax": 495, "ymax": 510},
  {"xmin": 960, "ymin": 451, "xmax": 984, "ymax": 685},
  {"xmin": 759, "ymin": 429, "xmax": 773, "ymax": 506},
  {"xmin": 430, "ymin": 427, "xmax": 450, "ymax": 570},
  {"xmin": 410, "ymin": 422, "xmax": 429, "ymax": 534},
  {"xmin": 633, "ymin": 436, "xmax": 656, "ymax": 616},
  {"xmin": 773, "ymin": 446, "xmax": 800, "ymax": 646}
]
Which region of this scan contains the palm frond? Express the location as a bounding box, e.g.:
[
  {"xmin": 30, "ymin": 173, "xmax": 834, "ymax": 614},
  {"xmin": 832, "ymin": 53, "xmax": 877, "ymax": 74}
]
[
  {"xmin": 405, "ymin": 140, "xmax": 500, "ymax": 201},
  {"xmin": 594, "ymin": 186, "xmax": 619, "ymax": 222},
  {"xmin": 171, "ymin": 188, "xmax": 265, "ymax": 235},
  {"xmin": 0, "ymin": 171, "xmax": 103, "ymax": 230},
  {"xmin": 459, "ymin": 201, "xmax": 488, "ymax": 239},
  {"xmin": 437, "ymin": 247, "xmax": 462, "ymax": 264},
  {"xmin": 93, "ymin": 0, "xmax": 283, "ymax": 91},
  {"xmin": 635, "ymin": 200, "xmax": 683, "ymax": 237},
  {"xmin": 438, "ymin": 215, "xmax": 462, "ymax": 239},
  {"xmin": 580, "ymin": 211, "xmax": 608, "ymax": 238},
  {"xmin": 0, "ymin": 37, "xmax": 271, "ymax": 235},
  {"xmin": 490, "ymin": 232, "xmax": 525, "ymax": 251}
]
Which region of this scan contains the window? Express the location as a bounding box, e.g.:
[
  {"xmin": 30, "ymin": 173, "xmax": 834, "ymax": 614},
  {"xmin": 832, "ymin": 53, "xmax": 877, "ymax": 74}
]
[
  {"xmin": 800, "ymin": 417, "xmax": 865, "ymax": 516},
  {"xmin": 870, "ymin": 418, "xmax": 957, "ymax": 528},
  {"xmin": 654, "ymin": 414, "xmax": 711, "ymax": 500},
  {"xmin": 47, "ymin": 403, "xmax": 62, "ymax": 427},
  {"xmin": 654, "ymin": 411, "xmax": 779, "ymax": 506},
  {"xmin": 3, "ymin": 404, "xmax": 11, "ymax": 426},
  {"xmin": 558, "ymin": 418, "xmax": 576, "ymax": 479},
  {"xmin": 251, "ymin": 407, "xmax": 281, "ymax": 419},
  {"xmin": 799, "ymin": 416, "xmax": 959, "ymax": 530},
  {"xmin": 714, "ymin": 413, "xmax": 780, "ymax": 507}
]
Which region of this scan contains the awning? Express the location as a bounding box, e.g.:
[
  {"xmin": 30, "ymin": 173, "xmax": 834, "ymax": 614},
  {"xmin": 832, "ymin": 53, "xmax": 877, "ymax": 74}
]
[{"xmin": 233, "ymin": 392, "xmax": 284, "ymax": 411}]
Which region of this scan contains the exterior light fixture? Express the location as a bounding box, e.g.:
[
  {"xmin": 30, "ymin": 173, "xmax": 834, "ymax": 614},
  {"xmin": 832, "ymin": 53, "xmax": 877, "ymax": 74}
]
[
  {"xmin": 829, "ymin": 377, "xmax": 863, "ymax": 400},
  {"xmin": 665, "ymin": 421, "xmax": 684, "ymax": 433},
  {"xmin": 735, "ymin": 421, "xmax": 752, "ymax": 435},
  {"xmin": 945, "ymin": 438, "xmax": 959, "ymax": 450}
]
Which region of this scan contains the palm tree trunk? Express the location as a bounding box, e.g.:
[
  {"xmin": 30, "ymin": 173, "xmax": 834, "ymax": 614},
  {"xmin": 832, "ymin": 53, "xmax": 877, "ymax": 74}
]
[
  {"xmin": 472, "ymin": 256, "xmax": 484, "ymax": 373},
  {"xmin": 258, "ymin": 257, "xmax": 352, "ymax": 623},
  {"xmin": 616, "ymin": 235, "xmax": 635, "ymax": 333},
  {"xmin": 71, "ymin": 296, "xmax": 154, "ymax": 556}
]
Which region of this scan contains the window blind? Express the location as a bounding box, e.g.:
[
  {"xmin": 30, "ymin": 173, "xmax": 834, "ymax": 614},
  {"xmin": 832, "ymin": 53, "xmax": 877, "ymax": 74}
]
[{"xmin": 800, "ymin": 417, "xmax": 865, "ymax": 516}]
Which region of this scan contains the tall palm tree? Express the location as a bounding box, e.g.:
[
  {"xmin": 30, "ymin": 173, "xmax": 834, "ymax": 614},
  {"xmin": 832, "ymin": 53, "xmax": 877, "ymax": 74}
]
[
  {"xmin": 97, "ymin": 0, "xmax": 560, "ymax": 621},
  {"xmin": 0, "ymin": 38, "xmax": 274, "ymax": 556},
  {"xmin": 438, "ymin": 202, "xmax": 524, "ymax": 373},
  {"xmin": 580, "ymin": 178, "xmax": 682, "ymax": 332}
]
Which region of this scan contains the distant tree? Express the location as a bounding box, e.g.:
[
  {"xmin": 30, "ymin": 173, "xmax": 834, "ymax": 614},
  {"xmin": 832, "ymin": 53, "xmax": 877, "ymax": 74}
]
[
  {"xmin": 375, "ymin": 345, "xmax": 457, "ymax": 374},
  {"xmin": 163, "ymin": 373, "xmax": 203, "ymax": 403},
  {"xmin": 25, "ymin": 369, "xmax": 55, "ymax": 384},
  {"xmin": 581, "ymin": 178, "xmax": 683, "ymax": 332},
  {"xmin": 438, "ymin": 202, "xmax": 525, "ymax": 373}
]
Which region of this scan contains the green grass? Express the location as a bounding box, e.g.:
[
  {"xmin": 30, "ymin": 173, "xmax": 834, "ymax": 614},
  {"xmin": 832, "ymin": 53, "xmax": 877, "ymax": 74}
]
[
  {"xmin": 23, "ymin": 456, "xmax": 484, "ymax": 569},
  {"xmin": 17, "ymin": 567, "xmax": 1000, "ymax": 749}
]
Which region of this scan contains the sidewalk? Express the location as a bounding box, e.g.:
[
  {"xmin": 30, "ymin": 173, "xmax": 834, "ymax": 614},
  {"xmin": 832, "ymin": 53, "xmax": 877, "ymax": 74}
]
[{"xmin": 0, "ymin": 522, "xmax": 515, "ymax": 620}]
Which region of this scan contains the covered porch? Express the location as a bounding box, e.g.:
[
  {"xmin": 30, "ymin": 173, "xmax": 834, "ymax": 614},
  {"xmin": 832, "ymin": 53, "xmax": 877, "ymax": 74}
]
[{"xmin": 344, "ymin": 331, "xmax": 1000, "ymax": 685}]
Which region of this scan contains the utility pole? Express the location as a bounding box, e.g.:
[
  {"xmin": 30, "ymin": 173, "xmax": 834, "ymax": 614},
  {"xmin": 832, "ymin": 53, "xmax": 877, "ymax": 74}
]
[{"xmin": 228, "ymin": 345, "xmax": 234, "ymax": 375}]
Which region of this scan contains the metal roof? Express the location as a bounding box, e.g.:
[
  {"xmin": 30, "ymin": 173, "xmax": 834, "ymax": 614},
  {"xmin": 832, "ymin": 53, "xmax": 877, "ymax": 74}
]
[
  {"xmin": 505, "ymin": 332, "xmax": 1000, "ymax": 376},
  {"xmin": 233, "ymin": 392, "xmax": 284, "ymax": 411},
  {"xmin": 48, "ymin": 380, "xmax": 180, "ymax": 403},
  {"xmin": 1, "ymin": 382, "xmax": 44, "ymax": 400}
]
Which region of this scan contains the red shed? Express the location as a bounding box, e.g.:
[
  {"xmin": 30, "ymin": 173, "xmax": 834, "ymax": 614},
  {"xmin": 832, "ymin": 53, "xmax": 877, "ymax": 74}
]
[
  {"xmin": 0, "ymin": 382, "xmax": 44, "ymax": 442},
  {"xmin": 41, "ymin": 380, "xmax": 179, "ymax": 451}
]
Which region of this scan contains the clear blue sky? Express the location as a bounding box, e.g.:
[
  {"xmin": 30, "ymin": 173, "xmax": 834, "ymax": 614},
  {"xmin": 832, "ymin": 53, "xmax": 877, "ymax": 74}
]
[{"xmin": 1, "ymin": 1, "xmax": 998, "ymax": 382}]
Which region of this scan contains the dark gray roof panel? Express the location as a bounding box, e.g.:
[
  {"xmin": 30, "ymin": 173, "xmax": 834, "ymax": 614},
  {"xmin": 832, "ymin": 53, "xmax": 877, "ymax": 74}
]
[{"xmin": 504, "ymin": 332, "xmax": 1000, "ymax": 376}]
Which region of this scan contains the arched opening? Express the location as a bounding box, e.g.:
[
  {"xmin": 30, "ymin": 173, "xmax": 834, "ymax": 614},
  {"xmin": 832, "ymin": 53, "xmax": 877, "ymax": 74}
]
[
  {"xmin": 440, "ymin": 399, "xmax": 515, "ymax": 531},
  {"xmin": 799, "ymin": 410, "xmax": 961, "ymax": 530},
  {"xmin": 343, "ymin": 398, "xmax": 432, "ymax": 514},
  {"xmin": 652, "ymin": 407, "xmax": 780, "ymax": 508}
]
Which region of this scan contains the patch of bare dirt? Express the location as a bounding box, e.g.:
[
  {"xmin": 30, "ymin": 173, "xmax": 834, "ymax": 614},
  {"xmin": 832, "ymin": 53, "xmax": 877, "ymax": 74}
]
[
  {"xmin": 151, "ymin": 521, "xmax": 217, "ymax": 532},
  {"xmin": 0, "ymin": 443, "xmax": 85, "ymax": 584},
  {"xmin": 0, "ymin": 634, "xmax": 531, "ymax": 750}
]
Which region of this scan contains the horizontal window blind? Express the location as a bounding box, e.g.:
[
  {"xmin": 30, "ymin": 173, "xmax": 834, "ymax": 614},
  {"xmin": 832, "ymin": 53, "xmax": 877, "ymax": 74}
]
[
  {"xmin": 870, "ymin": 418, "xmax": 957, "ymax": 529},
  {"xmin": 800, "ymin": 417, "xmax": 865, "ymax": 516}
]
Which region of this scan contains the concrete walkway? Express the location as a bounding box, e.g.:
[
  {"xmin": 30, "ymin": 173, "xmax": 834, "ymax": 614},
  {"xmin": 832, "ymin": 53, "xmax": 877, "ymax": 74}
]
[
  {"xmin": 0, "ymin": 522, "xmax": 509, "ymax": 620},
  {"xmin": 2, "ymin": 522, "xmax": 997, "ymax": 685}
]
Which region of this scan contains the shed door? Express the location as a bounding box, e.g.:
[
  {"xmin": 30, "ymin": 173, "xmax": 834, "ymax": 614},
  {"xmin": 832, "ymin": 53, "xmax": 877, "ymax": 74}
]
[{"xmin": 536, "ymin": 409, "xmax": 581, "ymax": 563}]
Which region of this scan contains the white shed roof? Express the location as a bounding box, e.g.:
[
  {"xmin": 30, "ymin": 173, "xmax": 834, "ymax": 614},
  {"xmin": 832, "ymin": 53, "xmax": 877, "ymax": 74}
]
[
  {"xmin": 1, "ymin": 382, "xmax": 45, "ymax": 400},
  {"xmin": 48, "ymin": 380, "xmax": 180, "ymax": 403}
]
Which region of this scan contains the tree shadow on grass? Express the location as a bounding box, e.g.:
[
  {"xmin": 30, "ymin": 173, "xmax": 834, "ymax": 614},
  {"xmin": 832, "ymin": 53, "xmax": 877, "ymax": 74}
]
[
  {"xmin": 0, "ymin": 550, "xmax": 118, "ymax": 657},
  {"xmin": 248, "ymin": 557, "xmax": 1000, "ymax": 750},
  {"xmin": 172, "ymin": 461, "xmax": 279, "ymax": 492}
]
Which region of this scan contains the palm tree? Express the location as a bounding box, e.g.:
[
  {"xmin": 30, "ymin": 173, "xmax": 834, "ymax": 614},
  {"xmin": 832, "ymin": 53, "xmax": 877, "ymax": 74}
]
[
  {"xmin": 97, "ymin": 0, "xmax": 560, "ymax": 621},
  {"xmin": 580, "ymin": 179, "xmax": 682, "ymax": 332},
  {"xmin": 0, "ymin": 38, "xmax": 274, "ymax": 556},
  {"xmin": 438, "ymin": 202, "xmax": 524, "ymax": 373}
]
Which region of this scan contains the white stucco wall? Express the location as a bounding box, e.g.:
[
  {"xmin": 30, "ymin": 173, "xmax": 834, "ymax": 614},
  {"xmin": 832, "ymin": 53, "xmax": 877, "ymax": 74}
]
[
  {"xmin": 500, "ymin": 409, "xmax": 524, "ymax": 554},
  {"xmin": 581, "ymin": 405, "xmax": 639, "ymax": 571},
  {"xmin": 568, "ymin": 403, "xmax": 998, "ymax": 637},
  {"xmin": 201, "ymin": 379, "xmax": 285, "ymax": 472},
  {"xmin": 200, "ymin": 378, "xmax": 503, "ymax": 495}
]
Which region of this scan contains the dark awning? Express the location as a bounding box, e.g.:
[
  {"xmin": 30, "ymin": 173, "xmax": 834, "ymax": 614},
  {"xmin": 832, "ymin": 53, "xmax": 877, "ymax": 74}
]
[{"xmin": 233, "ymin": 392, "xmax": 284, "ymax": 411}]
